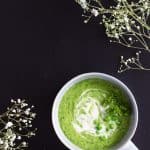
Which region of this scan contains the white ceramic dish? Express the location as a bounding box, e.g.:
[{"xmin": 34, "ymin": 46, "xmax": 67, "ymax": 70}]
[{"xmin": 52, "ymin": 72, "xmax": 139, "ymax": 150}]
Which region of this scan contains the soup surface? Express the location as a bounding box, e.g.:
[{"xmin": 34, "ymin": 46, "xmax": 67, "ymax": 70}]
[{"xmin": 58, "ymin": 78, "xmax": 131, "ymax": 150}]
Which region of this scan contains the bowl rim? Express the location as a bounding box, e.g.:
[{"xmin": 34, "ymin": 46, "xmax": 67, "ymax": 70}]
[{"xmin": 51, "ymin": 72, "xmax": 138, "ymax": 150}]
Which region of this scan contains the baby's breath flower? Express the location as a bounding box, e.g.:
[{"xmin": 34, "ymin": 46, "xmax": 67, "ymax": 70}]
[
  {"xmin": 0, "ymin": 139, "xmax": 3, "ymax": 145},
  {"xmin": 91, "ymin": 9, "xmax": 99, "ymax": 17},
  {"xmin": 0, "ymin": 99, "xmax": 37, "ymax": 150},
  {"xmin": 118, "ymin": 51, "xmax": 150, "ymax": 73},
  {"xmin": 5, "ymin": 122, "xmax": 13, "ymax": 129},
  {"xmin": 75, "ymin": 0, "xmax": 150, "ymax": 72}
]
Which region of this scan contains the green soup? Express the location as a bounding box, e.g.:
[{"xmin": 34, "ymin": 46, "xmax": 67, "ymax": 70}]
[{"xmin": 58, "ymin": 78, "xmax": 131, "ymax": 150}]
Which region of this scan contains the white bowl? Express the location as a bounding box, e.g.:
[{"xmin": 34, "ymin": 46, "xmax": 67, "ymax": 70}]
[{"xmin": 52, "ymin": 72, "xmax": 138, "ymax": 150}]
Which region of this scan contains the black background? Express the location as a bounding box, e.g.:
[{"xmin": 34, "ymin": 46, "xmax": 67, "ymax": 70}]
[{"xmin": 0, "ymin": 0, "xmax": 150, "ymax": 149}]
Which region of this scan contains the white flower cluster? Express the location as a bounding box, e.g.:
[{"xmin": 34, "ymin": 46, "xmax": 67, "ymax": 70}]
[
  {"xmin": 75, "ymin": 0, "xmax": 150, "ymax": 51},
  {"xmin": 0, "ymin": 99, "xmax": 37, "ymax": 150},
  {"xmin": 118, "ymin": 51, "xmax": 150, "ymax": 73}
]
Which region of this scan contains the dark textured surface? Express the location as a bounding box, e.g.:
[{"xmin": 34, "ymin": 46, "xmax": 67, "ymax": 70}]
[{"xmin": 0, "ymin": 0, "xmax": 149, "ymax": 149}]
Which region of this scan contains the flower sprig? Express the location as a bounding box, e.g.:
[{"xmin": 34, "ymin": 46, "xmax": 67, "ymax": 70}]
[
  {"xmin": 118, "ymin": 51, "xmax": 150, "ymax": 73},
  {"xmin": 0, "ymin": 99, "xmax": 37, "ymax": 150},
  {"xmin": 75, "ymin": 0, "xmax": 150, "ymax": 51}
]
